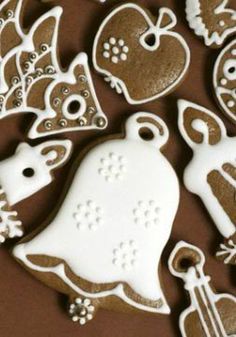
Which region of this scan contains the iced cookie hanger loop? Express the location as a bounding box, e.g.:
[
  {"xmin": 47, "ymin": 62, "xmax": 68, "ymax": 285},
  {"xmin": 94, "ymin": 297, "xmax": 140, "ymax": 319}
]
[
  {"xmin": 125, "ymin": 112, "xmax": 169, "ymax": 149},
  {"xmin": 140, "ymin": 8, "xmax": 177, "ymax": 51}
]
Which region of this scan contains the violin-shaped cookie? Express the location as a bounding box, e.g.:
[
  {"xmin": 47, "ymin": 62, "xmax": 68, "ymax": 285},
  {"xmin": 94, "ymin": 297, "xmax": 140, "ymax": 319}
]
[
  {"xmin": 13, "ymin": 112, "xmax": 180, "ymax": 324},
  {"xmin": 93, "ymin": 3, "xmax": 190, "ymax": 104},
  {"xmin": 186, "ymin": 0, "xmax": 236, "ymax": 48},
  {"xmin": 0, "ymin": 0, "xmax": 107, "ymax": 138},
  {"xmin": 169, "ymin": 241, "xmax": 236, "ymax": 337},
  {"xmin": 0, "ymin": 139, "xmax": 72, "ymax": 243},
  {"xmin": 178, "ymin": 100, "xmax": 236, "ymax": 265},
  {"xmin": 213, "ymin": 39, "xmax": 236, "ymax": 123}
]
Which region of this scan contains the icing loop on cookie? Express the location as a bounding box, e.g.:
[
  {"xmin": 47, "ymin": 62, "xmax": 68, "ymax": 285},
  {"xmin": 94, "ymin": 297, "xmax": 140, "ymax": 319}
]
[
  {"xmin": 93, "ymin": 3, "xmax": 190, "ymax": 104},
  {"xmin": 213, "ymin": 39, "xmax": 236, "ymax": 123},
  {"xmin": 0, "ymin": 0, "xmax": 107, "ymax": 138},
  {"xmin": 13, "ymin": 112, "xmax": 180, "ymax": 320},
  {"xmin": 186, "ymin": 0, "xmax": 236, "ymax": 48}
]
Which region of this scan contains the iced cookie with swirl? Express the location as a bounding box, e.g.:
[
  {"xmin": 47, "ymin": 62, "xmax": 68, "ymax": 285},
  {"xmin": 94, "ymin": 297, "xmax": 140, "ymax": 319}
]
[
  {"xmin": 213, "ymin": 39, "xmax": 236, "ymax": 124},
  {"xmin": 13, "ymin": 112, "xmax": 180, "ymax": 324}
]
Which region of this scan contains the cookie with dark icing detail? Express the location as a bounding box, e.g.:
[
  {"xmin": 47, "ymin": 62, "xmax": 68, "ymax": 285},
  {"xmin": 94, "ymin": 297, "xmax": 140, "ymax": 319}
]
[
  {"xmin": 186, "ymin": 0, "xmax": 236, "ymax": 48},
  {"xmin": 13, "ymin": 112, "xmax": 180, "ymax": 324},
  {"xmin": 213, "ymin": 39, "xmax": 236, "ymax": 123},
  {"xmin": 93, "ymin": 3, "xmax": 190, "ymax": 104}
]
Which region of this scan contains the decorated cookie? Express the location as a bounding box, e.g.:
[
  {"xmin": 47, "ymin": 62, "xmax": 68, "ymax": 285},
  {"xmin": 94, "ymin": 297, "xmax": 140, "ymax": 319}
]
[
  {"xmin": 13, "ymin": 112, "xmax": 180, "ymax": 323},
  {"xmin": 169, "ymin": 241, "xmax": 236, "ymax": 337},
  {"xmin": 213, "ymin": 39, "xmax": 236, "ymax": 123},
  {"xmin": 0, "ymin": 139, "xmax": 72, "ymax": 243},
  {"xmin": 186, "ymin": 0, "xmax": 236, "ymax": 48},
  {"xmin": 93, "ymin": 3, "xmax": 190, "ymax": 105},
  {"xmin": 0, "ymin": 0, "xmax": 107, "ymax": 138},
  {"xmin": 178, "ymin": 100, "xmax": 236, "ymax": 263}
]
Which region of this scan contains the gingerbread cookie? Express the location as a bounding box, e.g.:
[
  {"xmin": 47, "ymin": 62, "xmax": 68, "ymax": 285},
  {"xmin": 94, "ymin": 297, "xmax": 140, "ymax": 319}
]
[
  {"xmin": 178, "ymin": 99, "xmax": 236, "ymax": 263},
  {"xmin": 169, "ymin": 241, "xmax": 236, "ymax": 337},
  {"xmin": 0, "ymin": 0, "xmax": 107, "ymax": 138},
  {"xmin": 186, "ymin": 0, "xmax": 236, "ymax": 48},
  {"xmin": 0, "ymin": 139, "xmax": 72, "ymax": 243},
  {"xmin": 213, "ymin": 39, "xmax": 236, "ymax": 123},
  {"xmin": 93, "ymin": 3, "xmax": 190, "ymax": 104},
  {"xmin": 13, "ymin": 112, "xmax": 180, "ymax": 323}
]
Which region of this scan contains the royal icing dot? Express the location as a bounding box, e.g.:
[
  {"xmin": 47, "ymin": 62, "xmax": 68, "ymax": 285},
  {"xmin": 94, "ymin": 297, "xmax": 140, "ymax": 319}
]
[
  {"xmin": 227, "ymin": 100, "xmax": 235, "ymax": 108},
  {"xmin": 220, "ymin": 78, "xmax": 227, "ymax": 86},
  {"xmin": 219, "ymin": 20, "xmax": 225, "ymax": 27}
]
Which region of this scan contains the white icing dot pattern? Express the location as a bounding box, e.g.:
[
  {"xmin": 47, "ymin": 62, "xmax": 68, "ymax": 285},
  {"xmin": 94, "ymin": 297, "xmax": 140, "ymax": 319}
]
[
  {"xmin": 98, "ymin": 152, "xmax": 127, "ymax": 182},
  {"xmin": 112, "ymin": 240, "xmax": 139, "ymax": 271},
  {"xmin": 73, "ymin": 200, "xmax": 103, "ymax": 231},
  {"xmin": 133, "ymin": 200, "xmax": 160, "ymax": 228},
  {"xmin": 69, "ymin": 297, "xmax": 95, "ymax": 325},
  {"xmin": 102, "ymin": 37, "xmax": 129, "ymax": 64}
]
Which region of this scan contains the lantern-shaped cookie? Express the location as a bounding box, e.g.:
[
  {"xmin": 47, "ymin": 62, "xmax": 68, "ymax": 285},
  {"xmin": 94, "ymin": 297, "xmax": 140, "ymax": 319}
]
[{"xmin": 14, "ymin": 112, "xmax": 180, "ymax": 323}]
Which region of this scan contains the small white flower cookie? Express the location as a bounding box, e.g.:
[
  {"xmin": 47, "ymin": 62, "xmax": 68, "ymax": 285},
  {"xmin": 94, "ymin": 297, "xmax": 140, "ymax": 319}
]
[
  {"xmin": 93, "ymin": 3, "xmax": 190, "ymax": 104},
  {"xmin": 186, "ymin": 0, "xmax": 236, "ymax": 48},
  {"xmin": 13, "ymin": 112, "xmax": 180, "ymax": 323}
]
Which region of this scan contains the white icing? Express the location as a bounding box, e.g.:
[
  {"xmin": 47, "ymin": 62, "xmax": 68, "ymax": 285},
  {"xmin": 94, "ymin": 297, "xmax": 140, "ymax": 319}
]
[
  {"xmin": 186, "ymin": 0, "xmax": 236, "ymax": 47},
  {"xmin": 0, "ymin": 188, "xmax": 22, "ymax": 243},
  {"xmin": 169, "ymin": 241, "xmax": 236, "ymax": 337},
  {"xmin": 216, "ymin": 239, "xmax": 236, "ymax": 264},
  {"xmin": 133, "ymin": 200, "xmax": 160, "ymax": 228},
  {"xmin": 178, "ymin": 100, "xmax": 236, "ymax": 238},
  {"xmin": 0, "ymin": 0, "xmax": 107, "ymax": 138},
  {"xmin": 93, "ymin": 4, "xmax": 190, "ymax": 105},
  {"xmin": 14, "ymin": 112, "xmax": 180, "ymax": 314},
  {"xmin": 102, "ymin": 37, "xmax": 129, "ymax": 64},
  {"xmin": 0, "ymin": 140, "xmax": 72, "ymax": 206},
  {"xmin": 98, "ymin": 152, "xmax": 127, "ymax": 182},
  {"xmin": 213, "ymin": 39, "xmax": 236, "ymax": 123}
]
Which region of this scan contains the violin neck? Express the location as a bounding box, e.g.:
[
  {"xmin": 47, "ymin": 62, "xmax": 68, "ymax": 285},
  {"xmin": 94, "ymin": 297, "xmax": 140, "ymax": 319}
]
[{"xmin": 188, "ymin": 267, "xmax": 227, "ymax": 337}]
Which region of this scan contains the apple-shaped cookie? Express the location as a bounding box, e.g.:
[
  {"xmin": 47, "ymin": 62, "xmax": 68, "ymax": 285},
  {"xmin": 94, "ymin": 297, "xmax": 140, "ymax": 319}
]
[{"xmin": 93, "ymin": 3, "xmax": 190, "ymax": 105}]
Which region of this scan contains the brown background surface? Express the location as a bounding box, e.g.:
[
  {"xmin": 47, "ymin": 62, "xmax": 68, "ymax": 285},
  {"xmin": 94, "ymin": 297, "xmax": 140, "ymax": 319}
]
[{"xmin": 0, "ymin": 0, "xmax": 235, "ymax": 336}]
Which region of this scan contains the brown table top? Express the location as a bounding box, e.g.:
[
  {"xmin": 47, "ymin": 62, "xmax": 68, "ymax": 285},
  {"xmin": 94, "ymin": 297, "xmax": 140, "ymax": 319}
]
[{"xmin": 0, "ymin": 0, "xmax": 235, "ymax": 336}]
